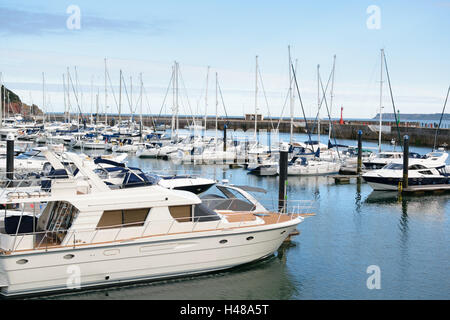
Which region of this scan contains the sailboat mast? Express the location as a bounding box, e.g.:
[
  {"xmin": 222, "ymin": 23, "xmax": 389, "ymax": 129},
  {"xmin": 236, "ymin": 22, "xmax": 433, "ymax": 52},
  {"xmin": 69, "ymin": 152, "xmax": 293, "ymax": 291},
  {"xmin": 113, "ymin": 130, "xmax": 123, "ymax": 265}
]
[
  {"xmin": 62, "ymin": 74, "xmax": 67, "ymax": 123},
  {"xmin": 74, "ymin": 66, "xmax": 81, "ymax": 126},
  {"xmin": 379, "ymin": 49, "xmax": 384, "ymax": 153},
  {"xmin": 215, "ymin": 72, "xmax": 218, "ymax": 147},
  {"xmin": 90, "ymin": 76, "xmax": 94, "ymax": 125},
  {"xmin": 0, "ymin": 72, "xmax": 3, "ymax": 128},
  {"xmin": 204, "ymin": 66, "xmax": 210, "ymax": 137},
  {"xmin": 66, "ymin": 68, "xmax": 71, "ymax": 123},
  {"xmin": 130, "ymin": 76, "xmax": 133, "ymax": 124},
  {"xmin": 329, "ymin": 55, "xmax": 336, "ymax": 141},
  {"xmin": 288, "ymin": 46, "xmax": 293, "ymax": 144},
  {"xmin": 254, "ymin": 55, "xmax": 258, "ymax": 141},
  {"xmin": 139, "ymin": 73, "xmax": 143, "ymax": 127},
  {"xmin": 96, "ymin": 89, "xmax": 100, "ymax": 117},
  {"xmin": 317, "ymin": 65, "xmax": 320, "ymax": 147},
  {"xmin": 104, "ymin": 58, "xmax": 108, "ymax": 125},
  {"xmin": 119, "ymin": 69, "xmax": 122, "ymax": 125},
  {"xmin": 42, "ymin": 72, "xmax": 46, "ymax": 127},
  {"xmin": 175, "ymin": 62, "xmax": 179, "ymax": 139},
  {"xmin": 170, "ymin": 64, "xmax": 175, "ymax": 140}
]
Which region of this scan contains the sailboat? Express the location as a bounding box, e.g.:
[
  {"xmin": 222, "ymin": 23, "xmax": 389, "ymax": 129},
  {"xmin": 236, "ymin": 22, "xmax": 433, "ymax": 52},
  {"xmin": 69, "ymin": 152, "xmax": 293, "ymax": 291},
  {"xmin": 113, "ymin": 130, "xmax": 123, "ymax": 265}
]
[{"xmin": 287, "ymin": 60, "xmax": 342, "ymax": 175}]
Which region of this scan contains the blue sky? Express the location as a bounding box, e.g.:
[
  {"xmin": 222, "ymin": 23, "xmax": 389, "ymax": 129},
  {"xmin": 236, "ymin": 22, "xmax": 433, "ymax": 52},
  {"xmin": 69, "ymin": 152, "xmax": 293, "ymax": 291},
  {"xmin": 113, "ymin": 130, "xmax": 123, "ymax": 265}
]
[{"xmin": 0, "ymin": 0, "xmax": 449, "ymax": 118}]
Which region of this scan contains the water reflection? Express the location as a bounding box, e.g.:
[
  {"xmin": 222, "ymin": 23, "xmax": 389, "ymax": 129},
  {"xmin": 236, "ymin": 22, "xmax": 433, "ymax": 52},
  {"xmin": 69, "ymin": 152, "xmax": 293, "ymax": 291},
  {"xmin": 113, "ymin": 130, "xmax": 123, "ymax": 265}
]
[
  {"xmin": 355, "ymin": 177, "xmax": 362, "ymax": 213},
  {"xmin": 365, "ymin": 191, "xmax": 449, "ymax": 221},
  {"xmin": 40, "ymin": 244, "xmax": 300, "ymax": 300}
]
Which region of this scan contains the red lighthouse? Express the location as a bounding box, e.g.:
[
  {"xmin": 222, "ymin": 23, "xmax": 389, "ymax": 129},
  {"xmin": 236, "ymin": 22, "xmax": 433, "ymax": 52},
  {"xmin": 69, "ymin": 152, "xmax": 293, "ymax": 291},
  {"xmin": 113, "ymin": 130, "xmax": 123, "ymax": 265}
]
[{"xmin": 339, "ymin": 106, "xmax": 344, "ymax": 125}]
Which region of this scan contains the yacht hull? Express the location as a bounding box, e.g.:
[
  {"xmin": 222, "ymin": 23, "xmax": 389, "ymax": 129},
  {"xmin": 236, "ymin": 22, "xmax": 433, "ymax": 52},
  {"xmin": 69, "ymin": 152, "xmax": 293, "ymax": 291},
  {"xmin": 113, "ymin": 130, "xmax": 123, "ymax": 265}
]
[
  {"xmin": 247, "ymin": 165, "xmax": 278, "ymax": 176},
  {"xmin": 0, "ymin": 223, "xmax": 298, "ymax": 297},
  {"xmin": 363, "ymin": 176, "xmax": 450, "ymax": 191},
  {"xmin": 287, "ymin": 162, "xmax": 341, "ymax": 176}
]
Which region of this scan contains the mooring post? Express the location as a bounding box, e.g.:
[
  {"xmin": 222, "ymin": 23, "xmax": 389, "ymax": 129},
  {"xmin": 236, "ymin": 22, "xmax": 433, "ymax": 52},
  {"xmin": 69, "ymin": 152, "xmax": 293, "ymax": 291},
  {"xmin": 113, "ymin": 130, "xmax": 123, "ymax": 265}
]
[
  {"xmin": 403, "ymin": 135, "xmax": 409, "ymax": 190},
  {"xmin": 223, "ymin": 123, "xmax": 227, "ymax": 152},
  {"xmin": 6, "ymin": 133, "xmax": 14, "ymax": 186},
  {"xmin": 278, "ymin": 142, "xmax": 289, "ymax": 213},
  {"xmin": 357, "ymin": 130, "xmax": 362, "ymax": 174}
]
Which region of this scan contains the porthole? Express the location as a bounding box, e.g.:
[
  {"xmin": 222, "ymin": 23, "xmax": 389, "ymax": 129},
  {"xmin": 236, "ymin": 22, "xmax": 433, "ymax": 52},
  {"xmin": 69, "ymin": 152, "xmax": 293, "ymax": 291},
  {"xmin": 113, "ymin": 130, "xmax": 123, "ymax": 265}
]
[
  {"xmin": 280, "ymin": 230, "xmax": 286, "ymax": 235},
  {"xmin": 105, "ymin": 276, "xmax": 110, "ymax": 280},
  {"xmin": 219, "ymin": 239, "xmax": 228, "ymax": 244},
  {"xmin": 16, "ymin": 259, "xmax": 28, "ymax": 265},
  {"xmin": 64, "ymin": 254, "xmax": 75, "ymax": 260},
  {"xmin": 246, "ymin": 236, "xmax": 254, "ymax": 241}
]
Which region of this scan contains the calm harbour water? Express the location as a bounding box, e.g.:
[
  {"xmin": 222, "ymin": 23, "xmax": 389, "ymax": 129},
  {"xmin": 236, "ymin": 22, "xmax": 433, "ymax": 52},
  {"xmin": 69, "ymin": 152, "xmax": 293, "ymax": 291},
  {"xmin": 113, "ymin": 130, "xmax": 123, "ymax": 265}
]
[{"xmin": 37, "ymin": 131, "xmax": 449, "ymax": 300}]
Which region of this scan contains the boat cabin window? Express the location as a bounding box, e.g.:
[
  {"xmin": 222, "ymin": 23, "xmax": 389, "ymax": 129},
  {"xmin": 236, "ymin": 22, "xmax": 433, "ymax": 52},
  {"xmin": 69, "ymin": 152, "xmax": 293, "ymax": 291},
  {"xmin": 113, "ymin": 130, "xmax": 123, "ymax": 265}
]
[
  {"xmin": 97, "ymin": 208, "xmax": 150, "ymax": 229},
  {"xmin": 193, "ymin": 203, "xmax": 221, "ymax": 222},
  {"xmin": 419, "ymin": 170, "xmax": 433, "ymax": 175},
  {"xmin": 36, "ymin": 201, "xmax": 79, "ymax": 231},
  {"xmin": 169, "ymin": 205, "xmax": 192, "ymax": 223},
  {"xmin": 409, "ymin": 164, "xmax": 427, "ymax": 170}
]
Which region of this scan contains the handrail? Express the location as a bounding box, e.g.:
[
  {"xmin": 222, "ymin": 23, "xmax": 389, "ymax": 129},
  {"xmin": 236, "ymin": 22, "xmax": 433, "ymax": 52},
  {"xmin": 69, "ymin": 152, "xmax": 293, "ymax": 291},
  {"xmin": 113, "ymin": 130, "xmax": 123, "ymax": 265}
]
[{"xmin": 1, "ymin": 198, "xmax": 314, "ymax": 253}]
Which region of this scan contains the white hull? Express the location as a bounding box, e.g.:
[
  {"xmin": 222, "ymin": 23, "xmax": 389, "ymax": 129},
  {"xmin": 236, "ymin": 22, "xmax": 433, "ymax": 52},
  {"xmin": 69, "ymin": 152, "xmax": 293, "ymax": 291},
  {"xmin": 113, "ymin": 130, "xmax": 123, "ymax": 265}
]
[
  {"xmin": 136, "ymin": 148, "xmax": 159, "ymax": 158},
  {"xmin": 0, "ymin": 224, "xmax": 297, "ymax": 296},
  {"xmin": 366, "ymin": 181, "xmax": 398, "ymax": 191},
  {"xmin": 82, "ymin": 142, "xmax": 107, "ymax": 150},
  {"xmin": 0, "ymin": 159, "xmax": 46, "ymax": 173},
  {"xmin": 112, "ymin": 145, "xmax": 139, "ymax": 153},
  {"xmin": 247, "ymin": 163, "xmax": 278, "ymax": 176},
  {"xmin": 287, "ymin": 162, "xmax": 341, "ymax": 176}
]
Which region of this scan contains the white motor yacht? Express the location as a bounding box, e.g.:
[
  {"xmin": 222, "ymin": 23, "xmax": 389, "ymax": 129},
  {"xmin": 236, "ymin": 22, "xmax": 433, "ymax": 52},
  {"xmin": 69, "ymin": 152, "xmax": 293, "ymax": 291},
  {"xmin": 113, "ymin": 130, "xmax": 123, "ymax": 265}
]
[
  {"xmin": 0, "ymin": 152, "xmax": 304, "ymax": 297},
  {"xmin": 363, "ymin": 150, "xmax": 448, "ymax": 170},
  {"xmin": 362, "ymin": 159, "xmax": 450, "ymax": 191}
]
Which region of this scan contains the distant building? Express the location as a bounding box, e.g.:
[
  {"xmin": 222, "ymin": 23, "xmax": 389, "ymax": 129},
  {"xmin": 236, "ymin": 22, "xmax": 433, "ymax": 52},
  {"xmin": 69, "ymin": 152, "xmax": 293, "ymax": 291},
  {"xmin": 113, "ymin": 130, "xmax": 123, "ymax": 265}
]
[{"xmin": 244, "ymin": 114, "xmax": 263, "ymax": 121}]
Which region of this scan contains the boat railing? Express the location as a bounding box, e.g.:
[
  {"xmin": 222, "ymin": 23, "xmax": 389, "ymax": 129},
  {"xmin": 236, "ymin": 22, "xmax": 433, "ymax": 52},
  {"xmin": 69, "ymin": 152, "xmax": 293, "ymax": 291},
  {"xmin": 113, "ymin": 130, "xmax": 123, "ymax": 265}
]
[
  {"xmin": 268, "ymin": 199, "xmax": 316, "ymax": 216},
  {"xmin": 142, "ymin": 170, "xmax": 204, "ymax": 178},
  {"xmin": 0, "ymin": 173, "xmax": 88, "ymax": 201},
  {"xmin": 1, "ymin": 198, "xmax": 312, "ymax": 254}
]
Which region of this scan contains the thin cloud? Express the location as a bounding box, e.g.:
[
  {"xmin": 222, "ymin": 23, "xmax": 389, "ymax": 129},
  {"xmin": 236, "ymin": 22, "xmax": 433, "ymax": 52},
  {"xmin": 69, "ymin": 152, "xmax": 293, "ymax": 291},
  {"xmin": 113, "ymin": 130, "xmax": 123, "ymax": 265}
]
[
  {"xmin": 0, "ymin": 6, "xmax": 171, "ymax": 36},
  {"xmin": 435, "ymin": 1, "xmax": 450, "ymax": 7}
]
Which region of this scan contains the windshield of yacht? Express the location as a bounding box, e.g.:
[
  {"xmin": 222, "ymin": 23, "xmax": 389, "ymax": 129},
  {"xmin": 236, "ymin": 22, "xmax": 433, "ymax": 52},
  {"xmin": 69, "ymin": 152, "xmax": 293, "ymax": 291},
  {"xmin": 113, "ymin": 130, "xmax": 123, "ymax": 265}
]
[
  {"xmin": 384, "ymin": 163, "xmax": 403, "ymax": 170},
  {"xmin": 379, "ymin": 153, "xmax": 395, "ymax": 159},
  {"xmin": 427, "ymin": 152, "xmax": 444, "ymax": 157},
  {"xmin": 201, "ymin": 185, "xmax": 257, "ymax": 211},
  {"xmin": 16, "ymin": 150, "xmax": 43, "ymax": 159}
]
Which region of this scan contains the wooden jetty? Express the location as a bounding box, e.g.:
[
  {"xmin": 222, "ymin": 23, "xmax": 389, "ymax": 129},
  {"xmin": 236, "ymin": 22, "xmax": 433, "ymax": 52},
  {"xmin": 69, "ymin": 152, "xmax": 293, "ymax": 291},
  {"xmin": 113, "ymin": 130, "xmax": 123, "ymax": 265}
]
[{"xmin": 401, "ymin": 184, "xmax": 450, "ymax": 194}]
